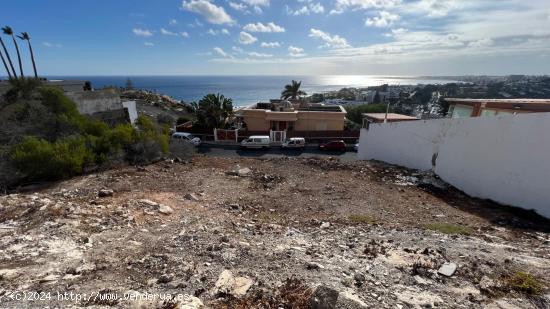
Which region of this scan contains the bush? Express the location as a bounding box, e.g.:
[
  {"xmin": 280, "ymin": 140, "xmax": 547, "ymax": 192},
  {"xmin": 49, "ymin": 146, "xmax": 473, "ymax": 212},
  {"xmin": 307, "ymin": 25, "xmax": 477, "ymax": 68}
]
[
  {"xmin": 345, "ymin": 103, "xmax": 389, "ymax": 125},
  {"xmin": 11, "ymin": 136, "xmax": 92, "ymax": 181},
  {"xmin": 5, "ymin": 85, "xmax": 170, "ymax": 185}
]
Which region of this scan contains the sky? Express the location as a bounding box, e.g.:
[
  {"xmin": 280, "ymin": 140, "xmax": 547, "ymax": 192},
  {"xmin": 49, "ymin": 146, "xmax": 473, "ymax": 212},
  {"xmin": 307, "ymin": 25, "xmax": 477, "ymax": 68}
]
[{"xmin": 1, "ymin": 0, "xmax": 549, "ymax": 76}]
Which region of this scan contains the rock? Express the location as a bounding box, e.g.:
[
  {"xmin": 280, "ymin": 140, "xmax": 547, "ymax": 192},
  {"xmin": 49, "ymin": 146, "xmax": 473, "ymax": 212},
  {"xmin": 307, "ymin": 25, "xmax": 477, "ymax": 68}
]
[
  {"xmin": 185, "ymin": 193, "xmax": 200, "ymax": 202},
  {"xmin": 310, "ymin": 285, "xmax": 339, "ymax": 309},
  {"xmin": 438, "ymin": 262, "xmax": 457, "ymax": 277},
  {"xmin": 237, "ymin": 167, "xmax": 252, "ymax": 177},
  {"xmin": 177, "ymin": 295, "xmax": 204, "ymax": 308},
  {"xmin": 158, "ymin": 274, "xmax": 173, "ymax": 284},
  {"xmin": 310, "ymin": 286, "xmax": 367, "ymax": 309},
  {"xmin": 213, "ymin": 270, "xmax": 253, "ymax": 297},
  {"xmin": 336, "ymin": 291, "xmax": 368, "ymax": 309},
  {"xmin": 226, "ymin": 165, "xmax": 252, "ymax": 177},
  {"xmin": 158, "ymin": 204, "xmax": 174, "ymax": 215},
  {"xmin": 139, "ymin": 199, "xmax": 158, "ymax": 207},
  {"xmin": 320, "ymin": 222, "xmax": 331, "ymax": 229},
  {"xmin": 98, "ymin": 189, "xmax": 114, "ymax": 197},
  {"xmin": 307, "ymin": 262, "xmax": 325, "ymax": 270}
]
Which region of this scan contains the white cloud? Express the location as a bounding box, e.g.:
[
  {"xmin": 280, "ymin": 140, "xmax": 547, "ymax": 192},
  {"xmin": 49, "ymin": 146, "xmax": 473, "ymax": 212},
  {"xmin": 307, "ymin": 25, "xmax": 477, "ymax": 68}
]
[
  {"xmin": 42, "ymin": 42, "xmax": 62, "ymax": 48},
  {"xmin": 169, "ymin": 18, "xmax": 178, "ymax": 25},
  {"xmin": 242, "ymin": 0, "xmax": 269, "ymax": 7},
  {"xmin": 213, "ymin": 46, "xmax": 230, "ymax": 57},
  {"xmin": 288, "ymin": 45, "xmax": 306, "ymax": 57},
  {"xmin": 309, "ymin": 28, "xmax": 351, "ymax": 49},
  {"xmin": 180, "ymin": 31, "xmax": 190, "ymax": 38},
  {"xmin": 207, "ymin": 28, "xmax": 230, "ymax": 35},
  {"xmin": 160, "ymin": 28, "xmax": 178, "ymax": 36},
  {"xmin": 182, "ymin": 0, "xmax": 234, "ymax": 25},
  {"xmin": 229, "ymin": 2, "xmax": 247, "ymax": 11},
  {"xmin": 261, "ymin": 41, "xmax": 281, "ymax": 48},
  {"xmin": 288, "ymin": 2, "xmax": 324, "ymax": 15},
  {"xmin": 468, "ymin": 38, "xmax": 494, "ymax": 48},
  {"xmin": 243, "ymin": 22, "xmax": 285, "ymax": 33},
  {"xmin": 248, "ymin": 52, "xmax": 273, "ymax": 58},
  {"xmin": 133, "ymin": 28, "xmax": 154, "ymax": 37},
  {"xmin": 365, "ymin": 11, "xmax": 400, "ymax": 27},
  {"xmin": 413, "ymin": 0, "xmax": 460, "ymax": 18},
  {"xmin": 239, "ymin": 31, "xmax": 258, "ymax": 44},
  {"xmin": 232, "ymin": 46, "xmax": 244, "ymax": 53},
  {"xmin": 144, "ymin": 42, "xmax": 154, "ymax": 47},
  {"xmin": 331, "ymin": 0, "xmax": 401, "ymax": 14}
]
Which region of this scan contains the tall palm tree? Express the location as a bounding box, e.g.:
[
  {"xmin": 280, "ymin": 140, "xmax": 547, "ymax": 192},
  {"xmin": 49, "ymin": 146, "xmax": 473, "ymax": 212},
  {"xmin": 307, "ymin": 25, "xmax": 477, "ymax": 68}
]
[
  {"xmin": 281, "ymin": 80, "xmax": 306, "ymax": 100},
  {"xmin": 0, "ymin": 34, "xmax": 16, "ymax": 78},
  {"xmin": 2, "ymin": 26, "xmax": 23, "ymax": 78},
  {"xmin": 0, "ymin": 48, "xmax": 12, "ymax": 79},
  {"xmin": 17, "ymin": 32, "xmax": 37, "ymax": 78}
]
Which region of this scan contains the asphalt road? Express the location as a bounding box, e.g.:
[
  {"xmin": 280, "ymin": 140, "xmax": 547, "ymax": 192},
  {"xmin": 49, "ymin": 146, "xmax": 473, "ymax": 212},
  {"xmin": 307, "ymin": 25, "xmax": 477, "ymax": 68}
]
[{"xmin": 197, "ymin": 144, "xmax": 358, "ymax": 162}]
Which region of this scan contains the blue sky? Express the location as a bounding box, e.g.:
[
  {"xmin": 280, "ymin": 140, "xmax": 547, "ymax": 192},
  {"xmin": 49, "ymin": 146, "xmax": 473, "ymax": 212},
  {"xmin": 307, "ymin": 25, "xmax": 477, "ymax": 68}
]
[{"xmin": 1, "ymin": 0, "xmax": 549, "ymax": 75}]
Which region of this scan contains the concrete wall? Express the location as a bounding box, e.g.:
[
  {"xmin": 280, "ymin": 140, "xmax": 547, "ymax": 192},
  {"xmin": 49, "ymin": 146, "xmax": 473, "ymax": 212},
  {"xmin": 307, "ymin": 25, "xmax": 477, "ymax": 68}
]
[
  {"xmin": 122, "ymin": 101, "xmax": 138, "ymax": 124},
  {"xmin": 358, "ymin": 113, "xmax": 550, "ymax": 218},
  {"xmin": 66, "ymin": 89, "xmax": 122, "ymax": 115}
]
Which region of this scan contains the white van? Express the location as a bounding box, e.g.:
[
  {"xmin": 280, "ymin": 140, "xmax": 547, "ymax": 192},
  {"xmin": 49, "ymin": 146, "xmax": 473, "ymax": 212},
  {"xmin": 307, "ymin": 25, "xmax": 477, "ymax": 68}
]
[
  {"xmin": 171, "ymin": 132, "xmax": 201, "ymax": 146},
  {"xmin": 281, "ymin": 137, "xmax": 306, "ymax": 149},
  {"xmin": 240, "ymin": 135, "xmax": 270, "ymax": 149}
]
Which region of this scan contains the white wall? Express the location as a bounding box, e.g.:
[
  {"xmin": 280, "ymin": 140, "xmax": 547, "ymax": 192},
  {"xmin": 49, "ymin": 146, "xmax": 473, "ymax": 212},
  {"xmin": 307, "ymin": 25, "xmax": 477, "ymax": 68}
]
[
  {"xmin": 122, "ymin": 101, "xmax": 138, "ymax": 124},
  {"xmin": 358, "ymin": 113, "xmax": 550, "ymax": 218}
]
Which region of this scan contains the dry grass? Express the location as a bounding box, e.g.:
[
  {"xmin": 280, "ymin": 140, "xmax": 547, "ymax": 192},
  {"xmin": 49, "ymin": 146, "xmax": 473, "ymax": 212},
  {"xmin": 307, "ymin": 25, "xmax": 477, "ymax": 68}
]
[
  {"xmin": 214, "ymin": 278, "xmax": 313, "ymax": 309},
  {"xmin": 505, "ymin": 271, "xmax": 545, "ymax": 295},
  {"xmin": 348, "ymin": 214, "xmax": 376, "ymax": 224},
  {"xmin": 423, "ymin": 223, "xmax": 473, "ymax": 235}
]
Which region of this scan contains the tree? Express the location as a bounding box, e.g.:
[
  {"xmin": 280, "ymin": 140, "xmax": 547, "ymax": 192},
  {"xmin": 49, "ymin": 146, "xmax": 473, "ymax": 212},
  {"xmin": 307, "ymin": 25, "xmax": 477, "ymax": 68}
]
[
  {"xmin": 17, "ymin": 32, "xmax": 37, "ymax": 78},
  {"xmin": 0, "ymin": 33, "xmax": 16, "ymax": 78},
  {"xmin": 194, "ymin": 93, "xmax": 234, "ymax": 129},
  {"xmin": 2, "ymin": 26, "xmax": 23, "ymax": 77},
  {"xmin": 0, "ymin": 48, "xmax": 12, "ymax": 79},
  {"xmin": 125, "ymin": 78, "xmax": 134, "ymax": 90},
  {"xmin": 281, "ymin": 80, "xmax": 306, "ymax": 100}
]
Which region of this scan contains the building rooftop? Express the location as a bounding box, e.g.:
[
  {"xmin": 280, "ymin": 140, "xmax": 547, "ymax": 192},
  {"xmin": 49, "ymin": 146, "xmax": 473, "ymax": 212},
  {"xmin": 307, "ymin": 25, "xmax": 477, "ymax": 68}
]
[
  {"xmin": 444, "ymin": 98, "xmax": 550, "ymax": 104},
  {"xmin": 362, "ymin": 113, "xmax": 419, "ymax": 121}
]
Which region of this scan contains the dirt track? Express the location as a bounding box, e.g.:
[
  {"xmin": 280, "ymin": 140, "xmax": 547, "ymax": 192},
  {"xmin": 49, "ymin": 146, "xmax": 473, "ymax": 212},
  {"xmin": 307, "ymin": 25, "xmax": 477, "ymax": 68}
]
[{"xmin": 0, "ymin": 155, "xmax": 548, "ymax": 308}]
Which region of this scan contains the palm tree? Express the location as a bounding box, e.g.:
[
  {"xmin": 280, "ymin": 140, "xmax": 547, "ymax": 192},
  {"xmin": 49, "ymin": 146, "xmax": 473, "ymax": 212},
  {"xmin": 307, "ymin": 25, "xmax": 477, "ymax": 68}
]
[
  {"xmin": 17, "ymin": 32, "xmax": 37, "ymax": 78},
  {"xmin": 196, "ymin": 93, "xmax": 234, "ymax": 128},
  {"xmin": 2, "ymin": 26, "xmax": 23, "ymax": 78},
  {"xmin": 0, "ymin": 34, "xmax": 16, "ymax": 78},
  {"xmin": 0, "ymin": 48, "xmax": 12, "ymax": 79},
  {"xmin": 281, "ymin": 80, "xmax": 306, "ymax": 100}
]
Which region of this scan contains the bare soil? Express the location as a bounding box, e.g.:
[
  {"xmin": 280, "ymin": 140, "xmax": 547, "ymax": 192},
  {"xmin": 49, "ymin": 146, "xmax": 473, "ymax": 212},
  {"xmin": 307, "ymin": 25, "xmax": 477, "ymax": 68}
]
[{"xmin": 0, "ymin": 155, "xmax": 548, "ymax": 308}]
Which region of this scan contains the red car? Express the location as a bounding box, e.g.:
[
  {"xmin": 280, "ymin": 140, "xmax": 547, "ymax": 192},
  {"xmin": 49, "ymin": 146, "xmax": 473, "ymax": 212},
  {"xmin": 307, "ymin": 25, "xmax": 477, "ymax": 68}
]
[{"xmin": 319, "ymin": 140, "xmax": 347, "ymax": 151}]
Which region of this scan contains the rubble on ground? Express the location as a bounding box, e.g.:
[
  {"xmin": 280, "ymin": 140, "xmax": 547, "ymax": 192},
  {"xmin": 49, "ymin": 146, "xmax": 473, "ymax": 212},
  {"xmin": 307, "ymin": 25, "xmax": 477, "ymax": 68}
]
[{"xmin": 0, "ymin": 155, "xmax": 548, "ymax": 308}]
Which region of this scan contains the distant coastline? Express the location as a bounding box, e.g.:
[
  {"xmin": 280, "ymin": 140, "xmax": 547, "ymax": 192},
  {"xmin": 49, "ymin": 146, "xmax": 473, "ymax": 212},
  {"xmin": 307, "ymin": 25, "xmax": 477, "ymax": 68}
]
[{"xmin": 40, "ymin": 75, "xmax": 463, "ymax": 106}]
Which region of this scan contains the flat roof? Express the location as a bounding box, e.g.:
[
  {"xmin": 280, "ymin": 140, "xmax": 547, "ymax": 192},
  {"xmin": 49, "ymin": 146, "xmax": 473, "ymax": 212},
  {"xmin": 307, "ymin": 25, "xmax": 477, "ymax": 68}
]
[
  {"xmin": 444, "ymin": 98, "xmax": 550, "ymax": 104},
  {"xmin": 362, "ymin": 113, "xmax": 418, "ymax": 120}
]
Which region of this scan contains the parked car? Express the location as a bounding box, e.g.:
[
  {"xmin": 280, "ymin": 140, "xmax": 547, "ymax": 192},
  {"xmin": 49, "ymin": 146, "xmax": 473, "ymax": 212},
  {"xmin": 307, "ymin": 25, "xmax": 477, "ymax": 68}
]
[
  {"xmin": 171, "ymin": 132, "xmax": 201, "ymax": 146},
  {"xmin": 319, "ymin": 140, "xmax": 347, "ymax": 151},
  {"xmin": 281, "ymin": 137, "xmax": 306, "ymax": 149},
  {"xmin": 241, "ymin": 135, "xmax": 270, "ymax": 149},
  {"xmin": 354, "ymin": 143, "xmax": 359, "ymax": 152}
]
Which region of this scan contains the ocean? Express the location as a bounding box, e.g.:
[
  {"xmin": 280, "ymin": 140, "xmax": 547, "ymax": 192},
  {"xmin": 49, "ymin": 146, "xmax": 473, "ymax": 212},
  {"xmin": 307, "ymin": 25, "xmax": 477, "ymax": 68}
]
[{"xmin": 47, "ymin": 75, "xmax": 458, "ymax": 107}]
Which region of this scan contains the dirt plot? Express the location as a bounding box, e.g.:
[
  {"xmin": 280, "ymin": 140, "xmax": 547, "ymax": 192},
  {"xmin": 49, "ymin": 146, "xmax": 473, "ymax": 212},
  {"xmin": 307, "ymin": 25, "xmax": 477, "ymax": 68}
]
[{"xmin": 0, "ymin": 155, "xmax": 549, "ymax": 308}]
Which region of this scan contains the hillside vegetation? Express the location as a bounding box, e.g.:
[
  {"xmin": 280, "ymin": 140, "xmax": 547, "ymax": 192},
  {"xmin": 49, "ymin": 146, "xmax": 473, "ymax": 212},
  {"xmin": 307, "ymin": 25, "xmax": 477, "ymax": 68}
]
[{"xmin": 0, "ymin": 79, "xmax": 169, "ymax": 190}]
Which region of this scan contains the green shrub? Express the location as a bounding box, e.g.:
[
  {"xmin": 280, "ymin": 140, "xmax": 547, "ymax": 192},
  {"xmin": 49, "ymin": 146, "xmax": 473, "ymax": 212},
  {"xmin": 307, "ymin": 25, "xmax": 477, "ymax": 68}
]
[
  {"xmin": 11, "ymin": 136, "xmax": 92, "ymax": 181},
  {"xmin": 345, "ymin": 103, "xmax": 389, "ymax": 124}
]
